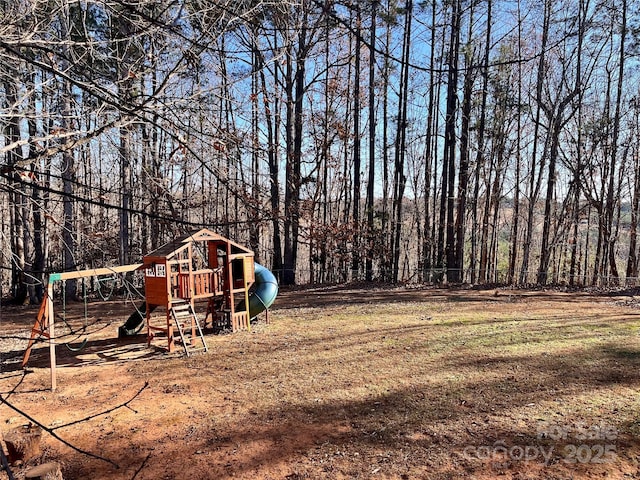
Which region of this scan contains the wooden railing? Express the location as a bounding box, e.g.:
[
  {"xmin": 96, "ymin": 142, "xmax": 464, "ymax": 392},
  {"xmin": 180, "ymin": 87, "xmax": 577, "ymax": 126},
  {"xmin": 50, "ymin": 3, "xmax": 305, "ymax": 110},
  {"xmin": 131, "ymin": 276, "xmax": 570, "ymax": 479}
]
[
  {"xmin": 193, "ymin": 270, "xmax": 214, "ymax": 296},
  {"xmin": 174, "ymin": 269, "xmax": 218, "ymax": 299},
  {"xmin": 176, "ymin": 273, "xmax": 189, "ymax": 298}
]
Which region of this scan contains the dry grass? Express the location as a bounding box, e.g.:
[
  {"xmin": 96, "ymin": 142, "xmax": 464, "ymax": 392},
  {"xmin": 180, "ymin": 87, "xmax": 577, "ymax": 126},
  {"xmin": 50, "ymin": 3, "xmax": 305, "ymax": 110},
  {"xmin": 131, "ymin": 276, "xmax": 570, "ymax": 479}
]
[{"xmin": 2, "ymin": 286, "xmax": 640, "ymax": 479}]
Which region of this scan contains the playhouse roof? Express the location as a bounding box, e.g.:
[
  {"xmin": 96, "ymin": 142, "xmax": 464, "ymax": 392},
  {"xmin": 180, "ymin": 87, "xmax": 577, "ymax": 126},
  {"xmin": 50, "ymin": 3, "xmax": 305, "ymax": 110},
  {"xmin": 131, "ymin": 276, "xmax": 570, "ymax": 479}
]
[{"xmin": 143, "ymin": 228, "xmax": 253, "ymax": 260}]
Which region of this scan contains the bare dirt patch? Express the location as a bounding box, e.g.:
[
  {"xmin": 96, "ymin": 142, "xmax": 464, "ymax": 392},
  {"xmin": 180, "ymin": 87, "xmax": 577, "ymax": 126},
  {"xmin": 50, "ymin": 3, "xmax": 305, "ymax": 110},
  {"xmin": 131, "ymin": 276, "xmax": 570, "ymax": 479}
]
[{"xmin": 2, "ymin": 286, "xmax": 640, "ymax": 479}]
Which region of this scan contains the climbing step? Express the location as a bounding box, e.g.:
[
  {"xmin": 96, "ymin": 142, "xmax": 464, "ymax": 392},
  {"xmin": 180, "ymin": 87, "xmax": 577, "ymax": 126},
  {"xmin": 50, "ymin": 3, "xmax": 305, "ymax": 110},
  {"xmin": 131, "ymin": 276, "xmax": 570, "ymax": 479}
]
[{"xmin": 170, "ymin": 303, "xmax": 208, "ymax": 357}]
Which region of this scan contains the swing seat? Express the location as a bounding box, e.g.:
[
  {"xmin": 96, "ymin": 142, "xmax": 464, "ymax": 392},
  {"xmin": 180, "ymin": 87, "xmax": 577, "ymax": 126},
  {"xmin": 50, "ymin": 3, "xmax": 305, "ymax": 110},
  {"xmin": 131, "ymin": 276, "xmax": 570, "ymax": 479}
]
[{"xmin": 65, "ymin": 337, "xmax": 89, "ymax": 352}]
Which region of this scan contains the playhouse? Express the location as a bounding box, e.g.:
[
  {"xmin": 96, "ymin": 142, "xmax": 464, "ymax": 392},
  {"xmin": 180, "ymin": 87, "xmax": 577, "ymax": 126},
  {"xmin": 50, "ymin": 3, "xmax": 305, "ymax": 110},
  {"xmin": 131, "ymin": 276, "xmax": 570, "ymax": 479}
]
[
  {"xmin": 21, "ymin": 228, "xmax": 279, "ymax": 390},
  {"xmin": 141, "ymin": 228, "xmax": 260, "ymax": 353}
]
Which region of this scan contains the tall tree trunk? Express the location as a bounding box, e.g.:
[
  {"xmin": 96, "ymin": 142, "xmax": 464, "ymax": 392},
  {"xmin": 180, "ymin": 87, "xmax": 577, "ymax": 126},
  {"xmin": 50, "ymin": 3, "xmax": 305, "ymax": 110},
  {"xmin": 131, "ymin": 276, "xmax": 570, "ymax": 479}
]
[
  {"xmin": 421, "ymin": 0, "xmax": 437, "ymax": 283},
  {"xmin": 352, "ymin": 4, "xmax": 362, "ymax": 280},
  {"xmin": 149, "ymin": 46, "xmax": 162, "ymax": 251},
  {"xmin": 604, "ymin": 0, "xmax": 626, "ymax": 284},
  {"xmin": 470, "ymin": 1, "xmax": 491, "ymax": 284},
  {"xmin": 116, "ymin": 10, "xmax": 136, "ymax": 267},
  {"xmin": 440, "ymin": 0, "xmax": 461, "ymax": 283},
  {"xmin": 488, "ymin": 138, "xmax": 507, "ymax": 281},
  {"xmin": 59, "ymin": 8, "xmax": 77, "ymax": 298},
  {"xmin": 27, "ymin": 78, "xmax": 44, "ymax": 304},
  {"xmin": 365, "ymin": 0, "xmax": 378, "ymax": 282},
  {"xmin": 626, "ymin": 140, "xmax": 640, "ymax": 283},
  {"xmin": 478, "ymin": 163, "xmax": 493, "ymax": 283},
  {"xmin": 257, "ymin": 32, "xmax": 283, "ymax": 277},
  {"xmin": 341, "ymin": 24, "xmax": 353, "ymax": 283},
  {"xmin": 507, "ymin": 0, "xmax": 520, "ymax": 285},
  {"xmin": 520, "ymin": 0, "xmax": 550, "ymax": 284},
  {"xmin": 391, "ymin": 0, "xmax": 413, "ymax": 283},
  {"xmin": 30, "ymin": 162, "xmax": 45, "ymax": 303},
  {"xmin": 537, "ymin": 119, "xmax": 561, "ymax": 284},
  {"xmin": 118, "ymin": 124, "xmax": 132, "ymax": 266},
  {"xmin": 319, "ymin": 17, "xmax": 331, "ymax": 283},
  {"xmin": 380, "ymin": 9, "xmax": 392, "ymax": 281},
  {"xmin": 3, "ymin": 78, "xmax": 28, "ymax": 304},
  {"xmin": 249, "ymin": 42, "xmax": 261, "ymax": 260},
  {"xmin": 453, "ymin": 2, "xmax": 477, "ymax": 283},
  {"xmin": 537, "ymin": 67, "xmax": 580, "ymax": 283},
  {"xmin": 283, "ymin": 11, "xmax": 308, "ymax": 285},
  {"xmin": 569, "ymin": 0, "xmax": 587, "ymax": 286}
]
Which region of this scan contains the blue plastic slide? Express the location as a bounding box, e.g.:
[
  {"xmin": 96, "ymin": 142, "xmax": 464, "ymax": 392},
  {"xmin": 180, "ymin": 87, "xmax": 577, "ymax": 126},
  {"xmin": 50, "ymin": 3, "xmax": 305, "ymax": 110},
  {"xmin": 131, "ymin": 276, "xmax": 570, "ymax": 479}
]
[{"xmin": 246, "ymin": 263, "xmax": 279, "ymax": 318}]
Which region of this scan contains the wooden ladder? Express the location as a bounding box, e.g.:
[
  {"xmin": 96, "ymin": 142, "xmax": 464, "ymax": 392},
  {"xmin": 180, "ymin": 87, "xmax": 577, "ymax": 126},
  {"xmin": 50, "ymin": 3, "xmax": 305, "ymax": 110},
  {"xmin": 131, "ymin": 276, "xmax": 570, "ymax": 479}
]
[{"xmin": 170, "ymin": 302, "xmax": 208, "ymax": 356}]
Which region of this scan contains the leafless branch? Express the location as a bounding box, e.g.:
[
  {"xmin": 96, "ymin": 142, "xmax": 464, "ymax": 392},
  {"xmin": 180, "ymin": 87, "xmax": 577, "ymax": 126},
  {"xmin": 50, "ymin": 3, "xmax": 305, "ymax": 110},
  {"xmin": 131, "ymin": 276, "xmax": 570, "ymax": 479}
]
[{"xmin": 0, "ymin": 381, "xmax": 150, "ymax": 469}]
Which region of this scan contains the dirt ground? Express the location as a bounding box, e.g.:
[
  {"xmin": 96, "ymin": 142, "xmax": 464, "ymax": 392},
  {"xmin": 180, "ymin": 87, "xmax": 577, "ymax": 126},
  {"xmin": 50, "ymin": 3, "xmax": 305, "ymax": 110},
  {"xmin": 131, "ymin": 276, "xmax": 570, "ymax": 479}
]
[{"xmin": 2, "ymin": 285, "xmax": 640, "ymax": 479}]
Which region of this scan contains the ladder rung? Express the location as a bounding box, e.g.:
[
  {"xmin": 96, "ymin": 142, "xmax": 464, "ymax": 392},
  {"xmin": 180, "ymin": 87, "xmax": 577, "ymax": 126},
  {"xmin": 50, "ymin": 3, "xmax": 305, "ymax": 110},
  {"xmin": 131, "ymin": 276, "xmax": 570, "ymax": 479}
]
[{"xmin": 172, "ymin": 306, "xmax": 191, "ymax": 312}]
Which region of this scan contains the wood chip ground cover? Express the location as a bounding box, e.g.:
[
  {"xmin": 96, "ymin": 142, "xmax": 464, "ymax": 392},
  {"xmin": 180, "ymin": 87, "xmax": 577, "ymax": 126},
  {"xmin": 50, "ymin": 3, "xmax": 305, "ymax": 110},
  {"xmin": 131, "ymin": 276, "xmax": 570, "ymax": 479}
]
[{"xmin": 1, "ymin": 286, "xmax": 640, "ymax": 479}]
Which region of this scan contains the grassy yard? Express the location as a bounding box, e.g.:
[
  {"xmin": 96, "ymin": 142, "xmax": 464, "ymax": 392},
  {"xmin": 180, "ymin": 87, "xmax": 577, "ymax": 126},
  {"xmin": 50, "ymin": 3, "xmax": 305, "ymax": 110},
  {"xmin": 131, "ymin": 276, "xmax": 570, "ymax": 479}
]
[{"xmin": 1, "ymin": 286, "xmax": 640, "ymax": 479}]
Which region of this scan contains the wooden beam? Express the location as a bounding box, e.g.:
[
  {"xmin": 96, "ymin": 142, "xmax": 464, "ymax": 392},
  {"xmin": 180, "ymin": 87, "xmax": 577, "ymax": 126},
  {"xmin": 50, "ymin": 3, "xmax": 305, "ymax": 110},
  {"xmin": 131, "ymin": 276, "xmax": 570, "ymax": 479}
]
[{"xmin": 48, "ymin": 263, "xmax": 143, "ymax": 282}]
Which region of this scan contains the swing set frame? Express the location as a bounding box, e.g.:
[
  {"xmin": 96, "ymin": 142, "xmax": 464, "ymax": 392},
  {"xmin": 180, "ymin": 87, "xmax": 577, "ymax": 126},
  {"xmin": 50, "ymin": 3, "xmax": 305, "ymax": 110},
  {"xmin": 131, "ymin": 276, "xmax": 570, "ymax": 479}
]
[{"xmin": 22, "ymin": 263, "xmax": 143, "ymax": 391}]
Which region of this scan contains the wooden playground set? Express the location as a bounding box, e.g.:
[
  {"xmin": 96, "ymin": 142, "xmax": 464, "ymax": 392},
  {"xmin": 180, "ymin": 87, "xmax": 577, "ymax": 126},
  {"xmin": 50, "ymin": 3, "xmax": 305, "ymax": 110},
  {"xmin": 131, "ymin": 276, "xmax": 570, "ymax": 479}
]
[{"xmin": 20, "ymin": 229, "xmax": 279, "ymax": 390}]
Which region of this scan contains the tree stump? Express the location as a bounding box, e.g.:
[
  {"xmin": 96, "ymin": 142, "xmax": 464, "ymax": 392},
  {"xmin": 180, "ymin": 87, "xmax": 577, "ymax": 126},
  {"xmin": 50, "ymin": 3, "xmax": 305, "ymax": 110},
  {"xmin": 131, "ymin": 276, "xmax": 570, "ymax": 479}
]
[
  {"xmin": 3, "ymin": 424, "xmax": 42, "ymax": 464},
  {"xmin": 25, "ymin": 462, "xmax": 64, "ymax": 480}
]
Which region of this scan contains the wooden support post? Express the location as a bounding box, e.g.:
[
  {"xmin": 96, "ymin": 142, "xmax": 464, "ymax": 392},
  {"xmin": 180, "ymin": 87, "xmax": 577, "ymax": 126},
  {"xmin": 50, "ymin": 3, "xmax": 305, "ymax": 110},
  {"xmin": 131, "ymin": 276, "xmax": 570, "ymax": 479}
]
[
  {"xmin": 146, "ymin": 302, "xmax": 152, "ymax": 348},
  {"xmin": 166, "ymin": 308, "xmax": 174, "ymax": 353},
  {"xmin": 47, "ymin": 283, "xmax": 56, "ymax": 391}
]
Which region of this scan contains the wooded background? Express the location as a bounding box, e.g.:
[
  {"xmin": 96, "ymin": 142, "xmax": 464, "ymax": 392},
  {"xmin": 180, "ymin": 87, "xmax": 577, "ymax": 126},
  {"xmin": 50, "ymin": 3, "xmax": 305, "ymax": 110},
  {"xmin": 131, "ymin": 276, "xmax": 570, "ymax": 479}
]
[{"xmin": 1, "ymin": 0, "xmax": 639, "ymax": 303}]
